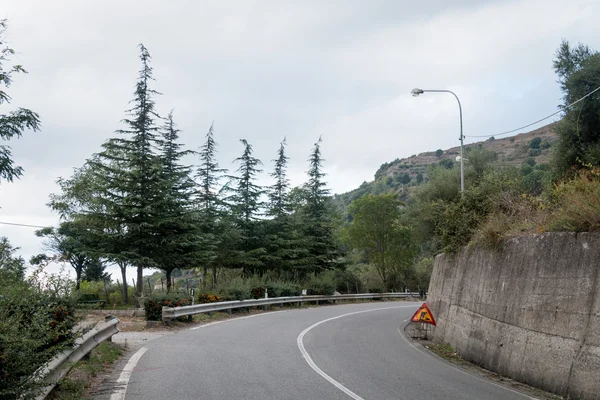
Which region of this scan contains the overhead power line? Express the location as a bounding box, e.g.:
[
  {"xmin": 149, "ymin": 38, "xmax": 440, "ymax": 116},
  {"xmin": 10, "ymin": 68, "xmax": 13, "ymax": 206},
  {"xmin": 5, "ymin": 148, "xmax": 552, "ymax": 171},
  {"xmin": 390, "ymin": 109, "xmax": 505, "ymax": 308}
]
[
  {"xmin": 466, "ymin": 85, "xmax": 600, "ymax": 138},
  {"xmin": 0, "ymin": 221, "xmax": 48, "ymax": 229}
]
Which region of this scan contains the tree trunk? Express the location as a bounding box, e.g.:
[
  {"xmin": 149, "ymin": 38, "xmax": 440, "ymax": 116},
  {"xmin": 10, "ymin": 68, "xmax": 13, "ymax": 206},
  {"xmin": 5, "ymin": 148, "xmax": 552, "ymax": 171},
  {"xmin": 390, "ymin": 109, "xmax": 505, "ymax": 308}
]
[
  {"xmin": 75, "ymin": 268, "xmax": 82, "ymax": 290},
  {"xmin": 137, "ymin": 265, "xmax": 143, "ymax": 296},
  {"xmin": 119, "ymin": 263, "xmax": 128, "ymax": 304},
  {"xmin": 166, "ymin": 269, "xmax": 172, "ymax": 294},
  {"xmin": 203, "ymin": 266, "xmax": 208, "ymax": 290},
  {"xmin": 212, "ymin": 266, "xmax": 217, "ymax": 289}
]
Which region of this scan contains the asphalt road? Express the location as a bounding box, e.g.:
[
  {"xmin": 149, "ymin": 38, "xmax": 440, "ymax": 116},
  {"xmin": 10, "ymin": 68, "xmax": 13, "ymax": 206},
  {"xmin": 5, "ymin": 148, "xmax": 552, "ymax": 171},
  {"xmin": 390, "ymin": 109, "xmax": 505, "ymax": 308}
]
[{"xmin": 119, "ymin": 302, "xmax": 534, "ymax": 400}]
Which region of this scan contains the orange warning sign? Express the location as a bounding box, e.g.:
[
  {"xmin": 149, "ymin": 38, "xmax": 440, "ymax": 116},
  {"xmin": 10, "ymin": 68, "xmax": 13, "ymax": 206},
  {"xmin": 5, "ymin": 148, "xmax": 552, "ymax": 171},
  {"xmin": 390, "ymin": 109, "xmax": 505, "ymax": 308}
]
[{"xmin": 410, "ymin": 303, "xmax": 436, "ymax": 326}]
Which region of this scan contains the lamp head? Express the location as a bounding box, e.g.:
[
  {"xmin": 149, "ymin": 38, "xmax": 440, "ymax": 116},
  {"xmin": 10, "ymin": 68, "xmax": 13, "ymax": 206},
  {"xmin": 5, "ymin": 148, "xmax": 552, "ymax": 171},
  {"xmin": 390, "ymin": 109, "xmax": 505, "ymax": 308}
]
[{"xmin": 411, "ymin": 88, "xmax": 424, "ymax": 97}]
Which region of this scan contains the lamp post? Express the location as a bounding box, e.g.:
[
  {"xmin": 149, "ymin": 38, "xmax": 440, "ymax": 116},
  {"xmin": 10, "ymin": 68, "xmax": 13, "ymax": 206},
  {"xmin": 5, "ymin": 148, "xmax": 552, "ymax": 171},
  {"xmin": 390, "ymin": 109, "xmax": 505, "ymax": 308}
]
[{"xmin": 411, "ymin": 88, "xmax": 464, "ymax": 193}]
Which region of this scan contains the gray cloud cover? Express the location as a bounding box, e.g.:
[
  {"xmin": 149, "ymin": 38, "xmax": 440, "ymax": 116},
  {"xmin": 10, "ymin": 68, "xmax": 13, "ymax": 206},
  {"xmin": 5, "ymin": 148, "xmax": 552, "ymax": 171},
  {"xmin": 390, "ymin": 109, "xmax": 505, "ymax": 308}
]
[{"xmin": 0, "ymin": 0, "xmax": 598, "ymax": 278}]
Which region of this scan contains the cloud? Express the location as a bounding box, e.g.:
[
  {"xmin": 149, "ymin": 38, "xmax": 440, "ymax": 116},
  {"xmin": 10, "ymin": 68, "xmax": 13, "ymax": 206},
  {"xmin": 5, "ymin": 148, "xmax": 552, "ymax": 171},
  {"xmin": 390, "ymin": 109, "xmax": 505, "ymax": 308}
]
[{"xmin": 0, "ymin": 0, "xmax": 599, "ymax": 274}]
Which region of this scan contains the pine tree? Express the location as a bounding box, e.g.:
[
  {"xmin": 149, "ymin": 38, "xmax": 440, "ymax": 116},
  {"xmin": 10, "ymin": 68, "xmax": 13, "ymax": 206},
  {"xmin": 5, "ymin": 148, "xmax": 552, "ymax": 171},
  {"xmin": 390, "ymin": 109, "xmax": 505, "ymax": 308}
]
[
  {"xmin": 81, "ymin": 257, "xmax": 110, "ymax": 282},
  {"xmin": 268, "ymin": 138, "xmax": 290, "ymax": 218},
  {"xmin": 196, "ymin": 124, "xmax": 227, "ymax": 287},
  {"xmin": 263, "ymin": 138, "xmax": 299, "ymax": 275},
  {"xmin": 88, "ymin": 44, "xmax": 164, "ymax": 297},
  {"xmin": 153, "ymin": 111, "xmax": 202, "ymax": 292},
  {"xmin": 301, "ymin": 137, "xmax": 340, "ymax": 274},
  {"xmin": 229, "ymin": 139, "xmax": 265, "ymax": 276}
]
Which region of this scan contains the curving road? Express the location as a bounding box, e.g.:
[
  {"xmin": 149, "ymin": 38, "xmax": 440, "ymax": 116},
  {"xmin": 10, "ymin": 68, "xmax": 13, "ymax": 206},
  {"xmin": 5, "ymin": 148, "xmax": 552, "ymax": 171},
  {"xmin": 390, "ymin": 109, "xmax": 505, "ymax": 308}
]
[{"xmin": 114, "ymin": 302, "xmax": 535, "ymax": 400}]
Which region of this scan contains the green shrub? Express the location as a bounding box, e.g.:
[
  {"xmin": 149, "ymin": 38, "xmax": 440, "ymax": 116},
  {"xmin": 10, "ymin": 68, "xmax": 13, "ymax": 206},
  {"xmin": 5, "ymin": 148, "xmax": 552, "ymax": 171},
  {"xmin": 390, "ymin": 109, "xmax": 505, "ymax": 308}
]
[
  {"xmin": 143, "ymin": 294, "xmax": 191, "ymax": 321},
  {"xmin": 306, "ymin": 273, "xmax": 336, "ymax": 295},
  {"xmin": 0, "ymin": 278, "xmax": 79, "ymax": 398},
  {"xmin": 270, "ymin": 282, "xmax": 301, "ymax": 297},
  {"xmin": 78, "ymin": 280, "xmax": 105, "ymax": 295},
  {"xmin": 217, "ymin": 277, "xmax": 252, "ymax": 301},
  {"xmin": 528, "ymin": 137, "xmax": 542, "ymax": 149},
  {"xmin": 525, "ymin": 157, "xmax": 536, "ymax": 167},
  {"xmin": 528, "ymin": 148, "xmax": 542, "ymax": 157},
  {"xmin": 223, "ymin": 287, "xmax": 251, "ymax": 300},
  {"xmin": 332, "ymin": 269, "xmax": 362, "ymax": 293}
]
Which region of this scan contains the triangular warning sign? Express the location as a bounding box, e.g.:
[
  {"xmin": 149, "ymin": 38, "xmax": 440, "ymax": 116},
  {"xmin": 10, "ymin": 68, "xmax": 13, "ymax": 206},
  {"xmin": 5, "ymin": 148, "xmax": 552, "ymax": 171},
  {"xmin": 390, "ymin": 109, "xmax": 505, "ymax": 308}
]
[{"xmin": 410, "ymin": 302, "xmax": 436, "ymax": 326}]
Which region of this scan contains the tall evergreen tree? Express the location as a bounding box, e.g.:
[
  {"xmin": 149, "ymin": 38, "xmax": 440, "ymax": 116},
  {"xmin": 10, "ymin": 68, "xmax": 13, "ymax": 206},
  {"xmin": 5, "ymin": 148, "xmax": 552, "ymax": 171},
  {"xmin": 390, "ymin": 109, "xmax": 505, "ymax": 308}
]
[
  {"xmin": 229, "ymin": 139, "xmax": 265, "ymax": 276},
  {"xmin": 81, "ymin": 257, "xmax": 110, "ymax": 282},
  {"xmin": 301, "ymin": 137, "xmax": 340, "ymax": 274},
  {"xmin": 268, "ymin": 138, "xmax": 290, "ymax": 218},
  {"xmin": 153, "ymin": 111, "xmax": 202, "ymax": 292},
  {"xmin": 263, "ymin": 138, "xmax": 300, "ymax": 274},
  {"xmin": 88, "ymin": 44, "xmax": 164, "ymax": 297},
  {"xmin": 196, "ymin": 124, "xmax": 227, "ymax": 287}
]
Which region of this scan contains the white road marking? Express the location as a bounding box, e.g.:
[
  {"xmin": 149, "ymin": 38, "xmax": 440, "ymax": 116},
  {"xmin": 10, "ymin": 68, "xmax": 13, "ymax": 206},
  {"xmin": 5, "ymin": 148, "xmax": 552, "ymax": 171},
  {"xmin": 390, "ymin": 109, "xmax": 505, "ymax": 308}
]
[
  {"xmin": 297, "ymin": 305, "xmax": 418, "ymax": 400},
  {"xmin": 189, "ymin": 310, "xmax": 287, "ymax": 330},
  {"xmin": 396, "ymin": 326, "xmax": 538, "ymax": 400},
  {"xmin": 110, "ymin": 347, "xmax": 148, "ymax": 400}
]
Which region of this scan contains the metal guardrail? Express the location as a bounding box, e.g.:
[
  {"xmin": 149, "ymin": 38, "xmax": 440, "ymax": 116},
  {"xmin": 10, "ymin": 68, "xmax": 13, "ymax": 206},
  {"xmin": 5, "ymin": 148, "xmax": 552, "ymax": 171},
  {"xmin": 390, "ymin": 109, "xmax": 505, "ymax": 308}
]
[
  {"xmin": 162, "ymin": 292, "xmax": 420, "ymax": 323},
  {"xmin": 34, "ymin": 317, "xmax": 120, "ymax": 400}
]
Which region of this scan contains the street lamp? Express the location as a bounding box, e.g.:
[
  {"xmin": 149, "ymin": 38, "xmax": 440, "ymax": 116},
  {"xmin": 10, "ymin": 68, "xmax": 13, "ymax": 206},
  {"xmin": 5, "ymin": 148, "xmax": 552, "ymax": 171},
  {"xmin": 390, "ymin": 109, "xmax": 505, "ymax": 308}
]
[{"xmin": 411, "ymin": 88, "xmax": 464, "ymax": 192}]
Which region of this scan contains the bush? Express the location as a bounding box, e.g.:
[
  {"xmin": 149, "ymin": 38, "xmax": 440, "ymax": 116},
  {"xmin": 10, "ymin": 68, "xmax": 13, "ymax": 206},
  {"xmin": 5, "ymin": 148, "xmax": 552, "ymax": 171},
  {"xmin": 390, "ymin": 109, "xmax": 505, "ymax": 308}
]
[
  {"xmin": 332, "ymin": 269, "xmax": 362, "ymax": 293},
  {"xmin": 270, "ymin": 282, "xmax": 301, "ymax": 297},
  {"xmin": 198, "ymin": 293, "xmax": 221, "ymax": 303},
  {"xmin": 529, "ymin": 137, "xmax": 542, "ymax": 149},
  {"xmin": 216, "ymin": 277, "xmax": 252, "ymax": 301},
  {"xmin": 143, "ymin": 294, "xmax": 192, "ymax": 321},
  {"xmin": 306, "ymin": 273, "xmax": 336, "ymax": 295},
  {"xmin": 223, "ymin": 287, "xmax": 251, "ymax": 301},
  {"xmin": 0, "ymin": 272, "xmax": 79, "ymax": 398},
  {"xmin": 528, "ymin": 148, "xmax": 542, "ymax": 157},
  {"xmin": 250, "ymin": 286, "xmax": 268, "ymax": 299},
  {"xmin": 107, "ymin": 286, "xmax": 136, "ymax": 307}
]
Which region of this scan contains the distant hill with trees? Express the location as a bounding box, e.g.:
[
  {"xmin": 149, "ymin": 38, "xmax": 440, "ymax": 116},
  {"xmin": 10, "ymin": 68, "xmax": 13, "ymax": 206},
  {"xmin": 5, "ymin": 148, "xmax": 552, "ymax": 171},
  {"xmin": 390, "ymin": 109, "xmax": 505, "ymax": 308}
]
[{"xmin": 334, "ymin": 123, "xmax": 558, "ymax": 211}]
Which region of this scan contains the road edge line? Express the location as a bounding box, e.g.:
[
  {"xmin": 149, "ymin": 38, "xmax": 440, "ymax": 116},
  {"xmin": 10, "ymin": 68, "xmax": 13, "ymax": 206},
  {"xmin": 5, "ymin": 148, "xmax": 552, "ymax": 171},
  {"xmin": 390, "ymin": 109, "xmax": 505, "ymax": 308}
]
[{"xmin": 110, "ymin": 347, "xmax": 148, "ymax": 400}]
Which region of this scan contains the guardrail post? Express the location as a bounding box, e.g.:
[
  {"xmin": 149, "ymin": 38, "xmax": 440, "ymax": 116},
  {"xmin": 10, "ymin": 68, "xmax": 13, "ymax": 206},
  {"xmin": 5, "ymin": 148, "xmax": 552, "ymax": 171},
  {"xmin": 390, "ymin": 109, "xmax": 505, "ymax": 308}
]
[{"xmin": 227, "ymin": 309, "xmax": 232, "ymax": 315}]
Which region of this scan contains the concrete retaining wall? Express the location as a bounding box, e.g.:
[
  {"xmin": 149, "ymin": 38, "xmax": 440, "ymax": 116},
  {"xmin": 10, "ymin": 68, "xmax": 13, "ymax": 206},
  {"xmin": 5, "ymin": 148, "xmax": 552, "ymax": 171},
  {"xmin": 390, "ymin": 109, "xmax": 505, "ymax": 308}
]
[{"xmin": 428, "ymin": 232, "xmax": 600, "ymax": 399}]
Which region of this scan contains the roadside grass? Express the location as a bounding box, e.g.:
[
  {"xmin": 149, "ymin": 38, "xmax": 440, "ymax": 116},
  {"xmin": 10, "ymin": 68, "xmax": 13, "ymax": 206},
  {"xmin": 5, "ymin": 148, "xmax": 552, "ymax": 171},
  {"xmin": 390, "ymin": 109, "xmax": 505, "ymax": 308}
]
[
  {"xmin": 426, "ymin": 343, "xmax": 470, "ymax": 365},
  {"xmin": 48, "ymin": 341, "xmax": 124, "ymax": 400}
]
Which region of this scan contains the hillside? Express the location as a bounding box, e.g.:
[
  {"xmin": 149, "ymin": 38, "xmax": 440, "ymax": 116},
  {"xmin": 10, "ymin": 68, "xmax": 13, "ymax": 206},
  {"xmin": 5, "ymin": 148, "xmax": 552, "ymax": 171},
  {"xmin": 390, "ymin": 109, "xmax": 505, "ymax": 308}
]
[{"xmin": 334, "ymin": 123, "xmax": 558, "ymax": 209}]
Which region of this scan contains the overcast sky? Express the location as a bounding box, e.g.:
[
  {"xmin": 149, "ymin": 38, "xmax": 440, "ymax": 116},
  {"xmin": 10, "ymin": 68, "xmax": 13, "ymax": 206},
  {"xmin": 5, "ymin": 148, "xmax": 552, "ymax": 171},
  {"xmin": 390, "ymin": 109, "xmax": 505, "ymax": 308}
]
[{"xmin": 1, "ymin": 0, "xmax": 598, "ymax": 280}]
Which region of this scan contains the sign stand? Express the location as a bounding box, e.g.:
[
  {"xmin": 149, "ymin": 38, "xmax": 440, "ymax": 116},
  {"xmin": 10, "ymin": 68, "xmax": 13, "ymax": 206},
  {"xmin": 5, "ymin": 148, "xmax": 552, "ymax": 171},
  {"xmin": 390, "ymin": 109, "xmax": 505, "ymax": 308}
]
[{"xmin": 407, "ymin": 303, "xmax": 436, "ymax": 340}]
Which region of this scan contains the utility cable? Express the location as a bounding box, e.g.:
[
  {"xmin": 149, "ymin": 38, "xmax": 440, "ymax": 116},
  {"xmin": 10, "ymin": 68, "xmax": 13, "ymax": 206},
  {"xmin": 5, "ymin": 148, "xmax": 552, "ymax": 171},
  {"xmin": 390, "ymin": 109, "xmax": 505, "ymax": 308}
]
[
  {"xmin": 0, "ymin": 221, "xmax": 48, "ymax": 229},
  {"xmin": 466, "ymin": 85, "xmax": 600, "ymax": 138}
]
